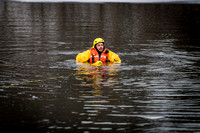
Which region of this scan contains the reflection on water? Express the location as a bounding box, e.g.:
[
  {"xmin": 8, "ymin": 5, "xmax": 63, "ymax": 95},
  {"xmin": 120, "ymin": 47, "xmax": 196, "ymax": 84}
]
[
  {"xmin": 75, "ymin": 63, "xmax": 120, "ymax": 87},
  {"xmin": 75, "ymin": 63, "xmax": 121, "ymax": 116},
  {"xmin": 0, "ymin": 1, "xmax": 200, "ymax": 132}
]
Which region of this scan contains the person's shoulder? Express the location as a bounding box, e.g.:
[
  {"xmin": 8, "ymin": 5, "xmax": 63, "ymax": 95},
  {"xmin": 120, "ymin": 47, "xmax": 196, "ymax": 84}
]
[
  {"xmin": 80, "ymin": 49, "xmax": 91, "ymax": 55},
  {"xmin": 81, "ymin": 49, "xmax": 90, "ymax": 53},
  {"xmin": 85, "ymin": 49, "xmax": 91, "ymax": 53},
  {"xmin": 108, "ymin": 50, "xmax": 117, "ymax": 55}
]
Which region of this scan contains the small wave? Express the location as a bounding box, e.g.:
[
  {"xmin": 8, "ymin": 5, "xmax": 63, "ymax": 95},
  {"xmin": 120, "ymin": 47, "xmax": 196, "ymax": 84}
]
[{"xmin": 107, "ymin": 114, "xmax": 165, "ymax": 119}]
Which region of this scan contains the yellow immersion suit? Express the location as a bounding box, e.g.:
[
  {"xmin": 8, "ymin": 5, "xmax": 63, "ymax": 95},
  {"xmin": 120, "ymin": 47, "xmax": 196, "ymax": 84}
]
[
  {"xmin": 76, "ymin": 38, "xmax": 121, "ymax": 64},
  {"xmin": 76, "ymin": 49, "xmax": 121, "ymax": 64}
]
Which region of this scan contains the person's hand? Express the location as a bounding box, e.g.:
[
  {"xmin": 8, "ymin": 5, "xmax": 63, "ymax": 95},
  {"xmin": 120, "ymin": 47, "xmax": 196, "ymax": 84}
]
[{"xmin": 92, "ymin": 61, "xmax": 102, "ymax": 66}]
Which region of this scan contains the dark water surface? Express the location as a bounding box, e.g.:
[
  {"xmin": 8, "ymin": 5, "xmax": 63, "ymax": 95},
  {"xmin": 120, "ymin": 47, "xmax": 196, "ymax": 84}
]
[{"xmin": 0, "ymin": 1, "xmax": 200, "ymax": 132}]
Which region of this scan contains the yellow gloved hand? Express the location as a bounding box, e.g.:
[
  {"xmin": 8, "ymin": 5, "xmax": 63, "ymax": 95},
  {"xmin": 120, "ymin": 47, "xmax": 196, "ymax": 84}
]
[{"xmin": 92, "ymin": 61, "xmax": 102, "ymax": 66}]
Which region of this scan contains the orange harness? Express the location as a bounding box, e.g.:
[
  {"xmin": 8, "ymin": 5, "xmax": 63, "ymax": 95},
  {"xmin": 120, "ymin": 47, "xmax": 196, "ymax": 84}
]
[{"xmin": 88, "ymin": 47, "xmax": 109, "ymax": 63}]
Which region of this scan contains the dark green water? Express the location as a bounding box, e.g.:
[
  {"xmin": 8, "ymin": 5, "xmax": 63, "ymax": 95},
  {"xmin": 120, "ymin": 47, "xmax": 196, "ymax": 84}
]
[{"xmin": 0, "ymin": 1, "xmax": 200, "ymax": 132}]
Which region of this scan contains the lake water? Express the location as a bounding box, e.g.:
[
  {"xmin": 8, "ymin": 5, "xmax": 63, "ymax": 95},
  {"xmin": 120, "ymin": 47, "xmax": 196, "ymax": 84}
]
[{"xmin": 0, "ymin": 1, "xmax": 200, "ymax": 132}]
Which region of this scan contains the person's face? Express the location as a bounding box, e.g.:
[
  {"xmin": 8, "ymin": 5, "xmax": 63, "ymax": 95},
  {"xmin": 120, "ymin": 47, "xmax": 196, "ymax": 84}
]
[{"xmin": 96, "ymin": 43, "xmax": 104, "ymax": 52}]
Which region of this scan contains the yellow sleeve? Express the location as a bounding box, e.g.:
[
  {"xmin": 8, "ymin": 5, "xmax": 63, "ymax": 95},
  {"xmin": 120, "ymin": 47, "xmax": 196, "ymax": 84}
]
[
  {"xmin": 76, "ymin": 50, "xmax": 91, "ymax": 63},
  {"xmin": 108, "ymin": 51, "xmax": 121, "ymax": 63}
]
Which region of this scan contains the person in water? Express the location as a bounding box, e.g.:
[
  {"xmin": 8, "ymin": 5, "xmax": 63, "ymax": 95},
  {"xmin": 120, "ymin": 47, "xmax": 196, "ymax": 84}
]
[{"xmin": 76, "ymin": 38, "xmax": 121, "ymax": 65}]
